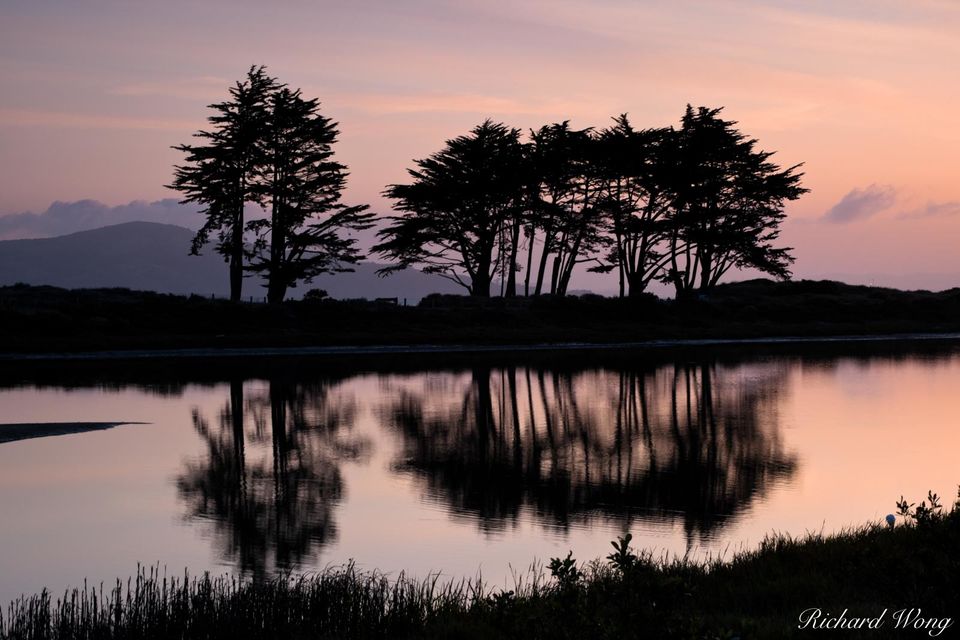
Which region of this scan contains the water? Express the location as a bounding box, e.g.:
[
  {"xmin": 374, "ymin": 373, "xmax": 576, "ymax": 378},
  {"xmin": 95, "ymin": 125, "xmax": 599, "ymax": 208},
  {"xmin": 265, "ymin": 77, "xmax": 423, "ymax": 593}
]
[{"xmin": 1, "ymin": 344, "xmax": 959, "ymax": 604}]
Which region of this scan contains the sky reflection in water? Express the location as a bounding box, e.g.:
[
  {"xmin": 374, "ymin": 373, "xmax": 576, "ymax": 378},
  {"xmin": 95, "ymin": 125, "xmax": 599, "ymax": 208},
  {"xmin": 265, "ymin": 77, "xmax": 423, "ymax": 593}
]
[{"xmin": 0, "ymin": 348, "xmax": 958, "ymax": 604}]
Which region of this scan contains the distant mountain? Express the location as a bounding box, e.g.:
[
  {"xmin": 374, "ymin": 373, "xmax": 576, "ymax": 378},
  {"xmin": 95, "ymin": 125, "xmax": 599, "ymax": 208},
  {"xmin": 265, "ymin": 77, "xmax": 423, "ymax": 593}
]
[{"xmin": 0, "ymin": 221, "xmax": 460, "ymax": 301}]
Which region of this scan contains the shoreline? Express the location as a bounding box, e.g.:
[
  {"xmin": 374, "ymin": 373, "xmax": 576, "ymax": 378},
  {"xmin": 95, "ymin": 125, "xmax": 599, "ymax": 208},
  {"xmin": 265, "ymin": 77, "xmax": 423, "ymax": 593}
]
[
  {"xmin": 0, "ymin": 421, "xmax": 145, "ymax": 444},
  {"xmin": 2, "ymin": 507, "xmax": 957, "ymax": 639},
  {"xmin": 4, "ymin": 331, "xmax": 960, "ymax": 362}
]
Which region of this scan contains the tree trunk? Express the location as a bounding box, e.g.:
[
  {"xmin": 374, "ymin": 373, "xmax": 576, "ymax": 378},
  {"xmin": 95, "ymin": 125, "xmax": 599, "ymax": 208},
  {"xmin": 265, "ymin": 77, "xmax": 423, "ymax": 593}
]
[
  {"xmin": 557, "ymin": 258, "xmax": 572, "ymax": 296},
  {"xmin": 549, "ymin": 254, "xmax": 561, "ymax": 295},
  {"xmin": 267, "ymin": 280, "xmax": 287, "ymax": 304},
  {"xmin": 472, "ymin": 252, "xmax": 492, "ymax": 297},
  {"xmin": 698, "ymin": 250, "xmax": 713, "ymax": 293},
  {"xmin": 534, "ymin": 229, "xmax": 553, "ymax": 295},
  {"xmin": 617, "ymin": 245, "xmax": 625, "ymax": 298},
  {"xmin": 268, "ymin": 195, "xmax": 286, "ymax": 303},
  {"xmin": 505, "ymin": 218, "xmax": 521, "ymax": 297},
  {"xmin": 626, "ymin": 272, "xmax": 647, "ymax": 297},
  {"xmin": 523, "ymin": 227, "xmax": 535, "ymax": 296},
  {"xmin": 230, "ymin": 205, "xmax": 244, "ymax": 302},
  {"xmin": 229, "ymin": 252, "xmax": 243, "ymax": 302}
]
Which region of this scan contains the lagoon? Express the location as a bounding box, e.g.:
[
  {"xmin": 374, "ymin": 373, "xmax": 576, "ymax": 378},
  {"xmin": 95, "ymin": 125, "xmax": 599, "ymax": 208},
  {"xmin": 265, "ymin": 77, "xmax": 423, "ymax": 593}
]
[{"xmin": 1, "ymin": 344, "xmax": 958, "ymax": 606}]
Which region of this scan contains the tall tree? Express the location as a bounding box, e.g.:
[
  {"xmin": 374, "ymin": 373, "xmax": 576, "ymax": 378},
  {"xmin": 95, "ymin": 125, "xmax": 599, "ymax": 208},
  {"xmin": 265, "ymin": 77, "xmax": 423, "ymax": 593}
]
[
  {"xmin": 246, "ymin": 88, "xmax": 374, "ymax": 304},
  {"xmin": 527, "ymin": 122, "xmax": 608, "ymax": 296},
  {"xmin": 375, "ymin": 120, "xmax": 527, "ymax": 297},
  {"xmin": 662, "ymin": 106, "xmax": 806, "ymax": 298},
  {"xmin": 169, "ymin": 66, "xmax": 278, "ymax": 301},
  {"xmin": 594, "ymin": 116, "xmax": 675, "ymax": 297}
]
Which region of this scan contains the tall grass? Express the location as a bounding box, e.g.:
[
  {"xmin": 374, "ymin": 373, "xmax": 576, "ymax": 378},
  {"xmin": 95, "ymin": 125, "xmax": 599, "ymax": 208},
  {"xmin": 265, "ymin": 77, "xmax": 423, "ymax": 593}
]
[
  {"xmin": 0, "ymin": 563, "xmax": 502, "ymax": 640},
  {"xmin": 3, "ymin": 491, "xmax": 958, "ymax": 639}
]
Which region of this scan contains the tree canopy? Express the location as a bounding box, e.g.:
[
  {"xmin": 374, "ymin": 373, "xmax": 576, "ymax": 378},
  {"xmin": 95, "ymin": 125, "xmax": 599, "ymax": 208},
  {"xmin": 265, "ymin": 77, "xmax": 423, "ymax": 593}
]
[
  {"xmin": 247, "ymin": 87, "xmax": 374, "ymax": 303},
  {"xmin": 375, "ymin": 106, "xmax": 806, "ymax": 298},
  {"xmin": 374, "ymin": 120, "xmax": 527, "ymax": 297},
  {"xmin": 169, "ymin": 66, "xmax": 277, "ymax": 301},
  {"xmin": 173, "ymin": 89, "xmax": 805, "ymax": 302},
  {"xmin": 661, "ymin": 106, "xmax": 806, "ymax": 298},
  {"xmin": 170, "ymin": 68, "xmax": 371, "ymax": 303}
]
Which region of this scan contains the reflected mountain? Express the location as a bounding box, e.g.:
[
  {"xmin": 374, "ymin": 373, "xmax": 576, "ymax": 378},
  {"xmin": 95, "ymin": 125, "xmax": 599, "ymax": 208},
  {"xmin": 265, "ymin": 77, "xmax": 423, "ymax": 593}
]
[
  {"xmin": 383, "ymin": 363, "xmax": 797, "ymax": 542},
  {"xmin": 177, "ymin": 377, "xmax": 368, "ymax": 577}
]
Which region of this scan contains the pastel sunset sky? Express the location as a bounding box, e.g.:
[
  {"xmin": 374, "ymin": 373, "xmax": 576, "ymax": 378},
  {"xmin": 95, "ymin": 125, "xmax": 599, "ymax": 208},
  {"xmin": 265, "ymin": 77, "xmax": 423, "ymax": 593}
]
[{"xmin": 2, "ymin": 0, "xmax": 958, "ymax": 290}]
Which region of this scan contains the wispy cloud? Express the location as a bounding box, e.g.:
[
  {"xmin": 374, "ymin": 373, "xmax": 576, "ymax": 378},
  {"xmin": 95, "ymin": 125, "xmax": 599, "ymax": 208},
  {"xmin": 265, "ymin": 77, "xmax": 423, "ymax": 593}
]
[
  {"xmin": 0, "ymin": 109, "xmax": 197, "ymax": 131},
  {"xmin": 108, "ymin": 76, "xmax": 231, "ymax": 100},
  {"xmin": 822, "ymin": 184, "xmax": 897, "ymax": 223},
  {"xmin": 897, "ymin": 200, "xmax": 960, "ymax": 219}
]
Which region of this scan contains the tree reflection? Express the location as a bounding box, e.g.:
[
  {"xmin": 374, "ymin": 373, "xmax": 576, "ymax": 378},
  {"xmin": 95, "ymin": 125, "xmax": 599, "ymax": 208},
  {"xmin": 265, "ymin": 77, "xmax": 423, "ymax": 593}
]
[
  {"xmin": 385, "ymin": 363, "xmax": 796, "ymax": 542},
  {"xmin": 177, "ymin": 376, "xmax": 367, "ymax": 577}
]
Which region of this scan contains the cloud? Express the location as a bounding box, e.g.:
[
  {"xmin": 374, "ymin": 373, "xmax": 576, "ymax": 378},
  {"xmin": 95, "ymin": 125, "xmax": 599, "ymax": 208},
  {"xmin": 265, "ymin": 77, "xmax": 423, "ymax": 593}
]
[
  {"xmin": 108, "ymin": 76, "xmax": 231, "ymax": 100},
  {"xmin": 0, "ymin": 199, "xmax": 204, "ymax": 240},
  {"xmin": 897, "ymin": 200, "xmax": 960, "ymax": 219},
  {"xmin": 821, "ymin": 184, "xmax": 897, "ymax": 223},
  {"xmin": 0, "ymin": 109, "xmax": 197, "ymax": 131}
]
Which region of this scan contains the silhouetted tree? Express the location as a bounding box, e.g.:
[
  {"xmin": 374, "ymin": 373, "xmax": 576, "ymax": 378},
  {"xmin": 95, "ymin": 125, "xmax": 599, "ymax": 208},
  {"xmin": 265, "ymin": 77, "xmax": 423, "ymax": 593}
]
[
  {"xmin": 169, "ymin": 66, "xmax": 278, "ymax": 301},
  {"xmin": 374, "ymin": 120, "xmax": 527, "ymax": 297},
  {"xmin": 171, "ymin": 68, "xmax": 370, "ymax": 304},
  {"xmin": 593, "ymin": 116, "xmax": 675, "ymax": 297},
  {"xmin": 662, "ymin": 106, "xmax": 806, "ymax": 298},
  {"xmin": 246, "ymin": 88, "xmax": 374, "ymax": 303},
  {"xmin": 526, "ymin": 122, "xmax": 609, "ymax": 296}
]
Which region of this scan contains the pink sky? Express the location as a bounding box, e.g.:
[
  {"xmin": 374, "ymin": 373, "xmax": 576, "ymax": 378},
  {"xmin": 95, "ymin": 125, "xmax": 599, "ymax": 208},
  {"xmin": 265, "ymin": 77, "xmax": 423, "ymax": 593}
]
[{"xmin": 1, "ymin": 0, "xmax": 959, "ymax": 290}]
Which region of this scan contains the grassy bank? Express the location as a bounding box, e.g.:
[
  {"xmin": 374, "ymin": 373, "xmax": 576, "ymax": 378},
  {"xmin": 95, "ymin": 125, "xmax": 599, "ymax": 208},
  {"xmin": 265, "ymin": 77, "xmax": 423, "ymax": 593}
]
[
  {"xmin": 1, "ymin": 279, "xmax": 960, "ymax": 354},
  {"xmin": 3, "ymin": 492, "xmax": 958, "ymax": 639}
]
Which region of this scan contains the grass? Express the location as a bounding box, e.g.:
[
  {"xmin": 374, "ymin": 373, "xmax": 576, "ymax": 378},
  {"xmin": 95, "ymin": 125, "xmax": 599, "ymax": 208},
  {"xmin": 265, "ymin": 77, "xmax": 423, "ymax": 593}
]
[{"xmin": 2, "ymin": 491, "xmax": 958, "ymax": 639}]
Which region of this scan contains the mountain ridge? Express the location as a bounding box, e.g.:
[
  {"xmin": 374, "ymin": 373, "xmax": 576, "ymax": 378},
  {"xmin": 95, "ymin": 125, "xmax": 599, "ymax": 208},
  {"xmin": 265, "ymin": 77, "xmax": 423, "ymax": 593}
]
[{"xmin": 0, "ymin": 221, "xmax": 460, "ymax": 301}]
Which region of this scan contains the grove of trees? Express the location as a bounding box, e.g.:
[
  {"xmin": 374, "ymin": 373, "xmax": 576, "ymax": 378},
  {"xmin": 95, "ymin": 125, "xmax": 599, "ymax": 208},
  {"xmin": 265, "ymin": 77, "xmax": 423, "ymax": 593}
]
[
  {"xmin": 377, "ymin": 107, "xmax": 807, "ymax": 299},
  {"xmin": 171, "ymin": 69, "xmax": 806, "ymax": 301}
]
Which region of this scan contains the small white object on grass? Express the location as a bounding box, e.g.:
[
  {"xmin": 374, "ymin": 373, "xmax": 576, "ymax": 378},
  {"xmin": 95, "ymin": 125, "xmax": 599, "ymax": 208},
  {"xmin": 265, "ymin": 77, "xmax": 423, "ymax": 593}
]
[{"xmin": 885, "ymin": 514, "xmax": 896, "ymax": 528}]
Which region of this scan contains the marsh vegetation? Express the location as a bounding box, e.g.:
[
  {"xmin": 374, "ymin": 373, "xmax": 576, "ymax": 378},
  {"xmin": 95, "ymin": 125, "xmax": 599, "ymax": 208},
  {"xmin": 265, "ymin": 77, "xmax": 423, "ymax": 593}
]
[{"xmin": 2, "ymin": 492, "xmax": 957, "ymax": 639}]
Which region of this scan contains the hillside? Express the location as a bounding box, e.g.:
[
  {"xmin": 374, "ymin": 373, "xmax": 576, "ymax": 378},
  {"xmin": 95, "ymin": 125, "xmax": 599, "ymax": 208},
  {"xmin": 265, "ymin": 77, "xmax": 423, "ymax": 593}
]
[
  {"xmin": 0, "ymin": 222, "xmax": 225, "ymax": 295},
  {"xmin": 0, "ymin": 222, "xmax": 459, "ymax": 301}
]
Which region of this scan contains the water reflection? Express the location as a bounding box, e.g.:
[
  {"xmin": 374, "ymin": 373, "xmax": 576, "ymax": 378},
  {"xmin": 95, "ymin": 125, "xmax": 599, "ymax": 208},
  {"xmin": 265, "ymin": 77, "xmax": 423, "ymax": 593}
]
[
  {"xmin": 174, "ymin": 360, "xmax": 799, "ymax": 572},
  {"xmin": 177, "ymin": 377, "xmax": 367, "ymax": 577},
  {"xmin": 383, "ymin": 363, "xmax": 797, "ymax": 542},
  {"xmin": 6, "ymin": 346, "xmax": 960, "ymax": 608}
]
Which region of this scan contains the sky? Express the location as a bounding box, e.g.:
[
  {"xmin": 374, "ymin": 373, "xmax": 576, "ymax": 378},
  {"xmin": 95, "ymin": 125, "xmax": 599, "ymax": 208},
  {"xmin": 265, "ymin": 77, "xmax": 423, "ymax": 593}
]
[{"xmin": 1, "ymin": 0, "xmax": 959, "ymax": 290}]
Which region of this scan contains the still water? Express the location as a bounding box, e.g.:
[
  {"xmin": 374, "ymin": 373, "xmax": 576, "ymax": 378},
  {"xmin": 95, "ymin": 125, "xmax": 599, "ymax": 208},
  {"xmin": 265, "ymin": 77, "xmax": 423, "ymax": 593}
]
[{"xmin": 1, "ymin": 345, "xmax": 958, "ymax": 604}]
